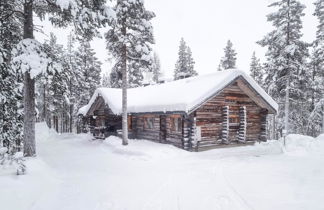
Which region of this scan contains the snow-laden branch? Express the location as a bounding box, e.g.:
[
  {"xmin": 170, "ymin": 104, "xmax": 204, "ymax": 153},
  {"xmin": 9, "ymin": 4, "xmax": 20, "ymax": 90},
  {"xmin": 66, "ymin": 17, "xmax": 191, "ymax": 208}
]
[{"xmin": 11, "ymin": 39, "xmax": 51, "ymax": 78}]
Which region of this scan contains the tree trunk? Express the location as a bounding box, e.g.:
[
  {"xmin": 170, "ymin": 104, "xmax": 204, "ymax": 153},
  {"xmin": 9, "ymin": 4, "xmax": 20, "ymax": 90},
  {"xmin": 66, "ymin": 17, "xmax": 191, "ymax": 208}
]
[
  {"xmin": 42, "ymin": 83, "xmax": 46, "ymax": 121},
  {"xmin": 284, "ymin": 0, "xmax": 290, "ymax": 135},
  {"xmin": 121, "ymin": 17, "xmax": 128, "ymax": 145},
  {"xmin": 23, "ymin": 0, "xmax": 36, "ymax": 157},
  {"xmin": 284, "ymin": 75, "xmax": 290, "ymax": 134}
]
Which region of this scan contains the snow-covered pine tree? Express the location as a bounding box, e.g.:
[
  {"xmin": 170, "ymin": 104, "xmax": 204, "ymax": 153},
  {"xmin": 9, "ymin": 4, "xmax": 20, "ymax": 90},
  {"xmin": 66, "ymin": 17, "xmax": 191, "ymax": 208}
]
[
  {"xmin": 9, "ymin": 0, "xmax": 114, "ymax": 157},
  {"xmin": 102, "ymin": 72, "xmax": 111, "ymax": 87},
  {"xmin": 0, "ymin": 0, "xmax": 25, "ymax": 173},
  {"xmin": 105, "ymin": 0, "xmax": 155, "ymax": 145},
  {"xmin": 75, "ymin": 39, "xmax": 102, "ymax": 108},
  {"xmin": 0, "ymin": 0, "xmax": 23, "ymax": 155},
  {"xmin": 307, "ymin": 99, "xmax": 324, "ymax": 135},
  {"xmin": 258, "ymin": 0, "xmax": 309, "ymax": 134},
  {"xmin": 217, "ymin": 63, "xmax": 223, "ymax": 71},
  {"xmin": 174, "ymin": 38, "xmax": 197, "ymax": 80},
  {"xmin": 220, "ymin": 40, "xmax": 237, "ymax": 70},
  {"xmin": 174, "ymin": 38, "xmax": 188, "ymax": 80},
  {"xmin": 307, "ymin": 0, "xmax": 324, "ymax": 136},
  {"xmin": 152, "ymin": 52, "xmax": 161, "ymax": 83},
  {"xmin": 249, "ymin": 52, "xmax": 263, "ymax": 85},
  {"xmin": 38, "ymin": 33, "xmax": 65, "ymax": 131},
  {"xmin": 186, "ymin": 46, "xmax": 198, "ymax": 77},
  {"xmin": 64, "ymin": 32, "xmax": 78, "ymax": 133},
  {"xmin": 109, "ymin": 63, "xmax": 123, "ymax": 88}
]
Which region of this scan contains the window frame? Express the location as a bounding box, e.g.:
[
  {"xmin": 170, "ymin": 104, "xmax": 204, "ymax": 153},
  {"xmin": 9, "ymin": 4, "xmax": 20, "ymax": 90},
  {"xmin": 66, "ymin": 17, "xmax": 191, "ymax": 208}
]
[
  {"xmin": 171, "ymin": 116, "xmax": 182, "ymax": 132},
  {"xmin": 144, "ymin": 117, "xmax": 155, "ymax": 130}
]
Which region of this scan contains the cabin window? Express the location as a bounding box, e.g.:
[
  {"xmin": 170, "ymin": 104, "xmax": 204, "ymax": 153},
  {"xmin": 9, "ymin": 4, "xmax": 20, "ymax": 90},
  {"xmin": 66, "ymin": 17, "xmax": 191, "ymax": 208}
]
[
  {"xmin": 171, "ymin": 117, "xmax": 182, "ymax": 132},
  {"xmin": 144, "ymin": 117, "xmax": 154, "ymax": 130}
]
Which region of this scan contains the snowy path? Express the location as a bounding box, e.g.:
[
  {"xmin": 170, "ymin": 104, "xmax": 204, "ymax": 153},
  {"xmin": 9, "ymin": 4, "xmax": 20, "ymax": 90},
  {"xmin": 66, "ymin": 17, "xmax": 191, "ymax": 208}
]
[{"xmin": 1, "ymin": 123, "xmax": 324, "ymax": 210}]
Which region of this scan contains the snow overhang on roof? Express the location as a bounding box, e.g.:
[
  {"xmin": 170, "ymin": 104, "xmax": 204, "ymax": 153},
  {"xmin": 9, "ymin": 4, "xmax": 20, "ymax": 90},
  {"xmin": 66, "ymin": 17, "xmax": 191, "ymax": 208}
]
[{"xmin": 79, "ymin": 69, "xmax": 279, "ymax": 116}]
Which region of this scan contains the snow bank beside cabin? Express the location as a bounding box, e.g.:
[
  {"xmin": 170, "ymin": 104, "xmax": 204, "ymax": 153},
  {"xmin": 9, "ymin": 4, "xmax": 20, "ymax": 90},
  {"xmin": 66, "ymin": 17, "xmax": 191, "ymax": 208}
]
[{"xmin": 80, "ymin": 69, "xmax": 279, "ymax": 115}]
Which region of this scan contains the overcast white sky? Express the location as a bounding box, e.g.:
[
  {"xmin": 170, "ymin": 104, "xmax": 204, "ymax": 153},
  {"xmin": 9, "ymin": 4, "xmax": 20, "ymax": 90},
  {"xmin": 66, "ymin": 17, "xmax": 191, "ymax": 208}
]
[{"xmin": 35, "ymin": 0, "xmax": 317, "ymax": 78}]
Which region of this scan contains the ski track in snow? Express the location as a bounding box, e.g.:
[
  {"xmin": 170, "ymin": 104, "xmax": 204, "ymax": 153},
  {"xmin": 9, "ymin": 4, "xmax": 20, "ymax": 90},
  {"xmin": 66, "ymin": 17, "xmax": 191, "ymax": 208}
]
[{"xmin": 1, "ymin": 124, "xmax": 324, "ymax": 210}]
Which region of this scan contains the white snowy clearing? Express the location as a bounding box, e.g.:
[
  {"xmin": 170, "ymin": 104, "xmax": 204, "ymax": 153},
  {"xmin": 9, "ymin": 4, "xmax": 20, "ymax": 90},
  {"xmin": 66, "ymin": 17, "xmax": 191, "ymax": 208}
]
[{"xmin": 1, "ymin": 123, "xmax": 324, "ymax": 210}]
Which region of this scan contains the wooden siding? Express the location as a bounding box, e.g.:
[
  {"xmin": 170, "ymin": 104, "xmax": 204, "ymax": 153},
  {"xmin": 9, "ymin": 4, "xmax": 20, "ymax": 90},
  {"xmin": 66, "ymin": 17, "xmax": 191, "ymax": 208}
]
[
  {"xmin": 132, "ymin": 114, "xmax": 184, "ymax": 148},
  {"xmin": 194, "ymin": 80, "xmax": 266, "ymax": 149},
  {"xmin": 132, "ymin": 114, "xmax": 161, "ymax": 142}
]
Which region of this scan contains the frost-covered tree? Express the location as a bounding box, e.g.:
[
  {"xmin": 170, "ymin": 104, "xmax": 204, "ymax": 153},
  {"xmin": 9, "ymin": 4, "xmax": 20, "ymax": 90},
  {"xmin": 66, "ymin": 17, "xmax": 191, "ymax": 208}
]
[
  {"xmin": 174, "ymin": 38, "xmax": 188, "ymax": 80},
  {"xmin": 221, "ymin": 40, "xmax": 237, "ymax": 70},
  {"xmin": 0, "ymin": 51, "xmax": 23, "ymax": 154},
  {"xmin": 0, "ymin": 0, "xmax": 23, "ymax": 157},
  {"xmin": 258, "ymin": 0, "xmax": 309, "ymax": 134},
  {"xmin": 152, "ymin": 52, "xmax": 161, "ymax": 83},
  {"xmin": 217, "ymin": 63, "xmax": 223, "ymax": 71},
  {"xmin": 174, "ymin": 38, "xmax": 197, "ymax": 80},
  {"xmin": 109, "ymin": 63, "xmax": 123, "ymax": 88},
  {"xmin": 186, "ymin": 47, "xmax": 197, "ymax": 77},
  {"xmin": 105, "ymin": 0, "xmax": 155, "ymax": 145},
  {"xmin": 102, "ymin": 72, "xmax": 111, "ymax": 87},
  {"xmin": 307, "ymin": 0, "xmax": 324, "ymax": 136},
  {"xmin": 75, "ymin": 39, "xmax": 102, "ymax": 108},
  {"xmin": 307, "ymin": 99, "xmax": 324, "ymax": 135},
  {"xmin": 9, "ymin": 0, "xmax": 114, "ymax": 157},
  {"xmin": 249, "ymin": 52, "xmax": 263, "ymax": 85},
  {"xmin": 64, "ymin": 32, "xmax": 78, "ymax": 132}
]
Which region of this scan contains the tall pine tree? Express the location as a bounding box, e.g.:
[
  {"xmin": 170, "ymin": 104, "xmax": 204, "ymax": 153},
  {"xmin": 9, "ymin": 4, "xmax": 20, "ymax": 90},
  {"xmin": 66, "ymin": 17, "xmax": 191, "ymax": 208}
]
[
  {"xmin": 220, "ymin": 40, "xmax": 237, "ymax": 70},
  {"xmin": 105, "ymin": 0, "xmax": 155, "ymax": 145},
  {"xmin": 307, "ymin": 0, "xmax": 324, "ymax": 136},
  {"xmin": 75, "ymin": 39, "xmax": 102, "ymax": 108},
  {"xmin": 258, "ymin": 0, "xmax": 309, "ymax": 134},
  {"xmin": 152, "ymin": 52, "xmax": 161, "ymax": 83},
  {"xmin": 9, "ymin": 0, "xmax": 114, "ymax": 157},
  {"xmin": 174, "ymin": 38, "xmax": 197, "ymax": 80},
  {"xmin": 0, "ymin": 0, "xmax": 23, "ymax": 155},
  {"xmin": 249, "ymin": 52, "xmax": 263, "ymax": 85}
]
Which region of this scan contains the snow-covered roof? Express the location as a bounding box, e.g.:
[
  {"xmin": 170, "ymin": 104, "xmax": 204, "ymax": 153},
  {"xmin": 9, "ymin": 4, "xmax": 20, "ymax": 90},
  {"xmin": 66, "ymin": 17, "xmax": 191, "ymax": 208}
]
[{"xmin": 80, "ymin": 69, "xmax": 278, "ymax": 115}]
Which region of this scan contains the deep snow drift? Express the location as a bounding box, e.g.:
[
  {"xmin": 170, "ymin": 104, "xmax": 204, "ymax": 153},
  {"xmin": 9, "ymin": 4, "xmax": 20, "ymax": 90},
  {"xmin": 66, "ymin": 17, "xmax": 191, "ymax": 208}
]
[{"xmin": 1, "ymin": 123, "xmax": 324, "ymax": 210}]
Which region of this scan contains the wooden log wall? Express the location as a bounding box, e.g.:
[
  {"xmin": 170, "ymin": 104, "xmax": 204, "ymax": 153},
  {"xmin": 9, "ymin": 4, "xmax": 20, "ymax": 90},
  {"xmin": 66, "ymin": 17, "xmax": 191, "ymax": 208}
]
[
  {"xmin": 131, "ymin": 114, "xmax": 184, "ymax": 148},
  {"xmin": 132, "ymin": 114, "xmax": 161, "ymax": 142},
  {"xmin": 194, "ymin": 81, "xmax": 266, "ymax": 149},
  {"xmin": 165, "ymin": 115, "xmax": 183, "ymax": 148}
]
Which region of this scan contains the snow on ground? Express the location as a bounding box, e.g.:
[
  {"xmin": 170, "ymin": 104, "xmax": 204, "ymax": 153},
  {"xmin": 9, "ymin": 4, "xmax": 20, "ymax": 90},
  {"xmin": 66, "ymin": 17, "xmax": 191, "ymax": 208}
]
[{"xmin": 1, "ymin": 123, "xmax": 324, "ymax": 210}]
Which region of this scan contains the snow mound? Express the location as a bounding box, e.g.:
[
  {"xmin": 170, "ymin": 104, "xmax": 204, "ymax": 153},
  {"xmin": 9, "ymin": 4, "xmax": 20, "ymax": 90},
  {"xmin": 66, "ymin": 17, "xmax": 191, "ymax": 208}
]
[
  {"xmin": 103, "ymin": 136, "xmax": 189, "ymax": 161},
  {"xmin": 281, "ymin": 134, "xmax": 323, "ymax": 155},
  {"xmin": 36, "ymin": 122, "xmax": 60, "ymax": 142}
]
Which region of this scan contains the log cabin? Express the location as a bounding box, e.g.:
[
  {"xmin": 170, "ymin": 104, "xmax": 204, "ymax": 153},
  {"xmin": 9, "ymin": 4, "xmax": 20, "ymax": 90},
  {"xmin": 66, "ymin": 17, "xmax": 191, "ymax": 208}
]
[{"xmin": 78, "ymin": 69, "xmax": 278, "ymax": 151}]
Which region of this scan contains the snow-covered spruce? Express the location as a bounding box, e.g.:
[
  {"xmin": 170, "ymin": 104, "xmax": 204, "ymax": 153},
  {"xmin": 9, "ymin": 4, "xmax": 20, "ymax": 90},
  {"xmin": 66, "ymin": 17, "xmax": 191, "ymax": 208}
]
[
  {"xmin": 249, "ymin": 51, "xmax": 263, "ymax": 86},
  {"xmin": 174, "ymin": 38, "xmax": 197, "ymax": 80},
  {"xmin": 105, "ymin": 0, "xmax": 155, "ymax": 145},
  {"xmin": 258, "ymin": 0, "xmax": 309, "ymax": 134},
  {"xmin": 220, "ymin": 40, "xmax": 237, "ymax": 70}
]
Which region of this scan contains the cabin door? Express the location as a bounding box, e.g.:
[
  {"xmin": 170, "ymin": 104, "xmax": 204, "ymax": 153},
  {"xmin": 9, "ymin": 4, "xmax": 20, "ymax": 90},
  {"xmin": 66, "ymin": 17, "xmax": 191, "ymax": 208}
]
[
  {"xmin": 160, "ymin": 115, "xmax": 167, "ymax": 142},
  {"xmin": 228, "ymin": 106, "xmax": 240, "ymax": 142}
]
